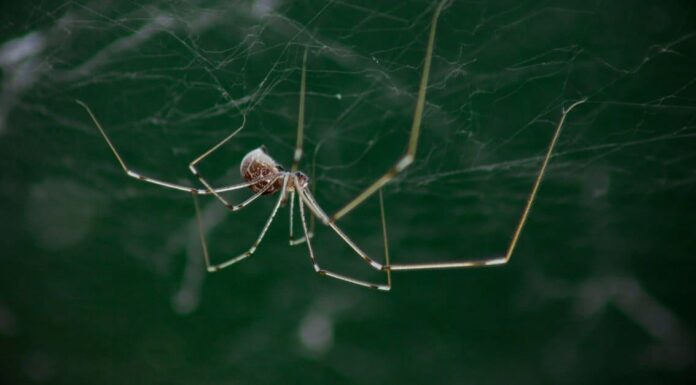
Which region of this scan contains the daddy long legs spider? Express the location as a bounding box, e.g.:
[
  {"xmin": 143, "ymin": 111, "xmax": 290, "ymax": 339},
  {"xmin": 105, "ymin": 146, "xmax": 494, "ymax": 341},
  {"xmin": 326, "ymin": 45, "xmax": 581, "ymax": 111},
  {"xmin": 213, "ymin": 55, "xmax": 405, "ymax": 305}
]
[{"xmin": 77, "ymin": 0, "xmax": 585, "ymax": 291}]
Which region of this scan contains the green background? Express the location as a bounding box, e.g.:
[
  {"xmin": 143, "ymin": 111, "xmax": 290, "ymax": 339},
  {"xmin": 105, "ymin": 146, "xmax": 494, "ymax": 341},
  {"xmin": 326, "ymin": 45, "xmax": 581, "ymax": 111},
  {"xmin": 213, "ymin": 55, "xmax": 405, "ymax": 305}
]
[{"xmin": 1, "ymin": 1, "xmax": 695, "ymax": 384}]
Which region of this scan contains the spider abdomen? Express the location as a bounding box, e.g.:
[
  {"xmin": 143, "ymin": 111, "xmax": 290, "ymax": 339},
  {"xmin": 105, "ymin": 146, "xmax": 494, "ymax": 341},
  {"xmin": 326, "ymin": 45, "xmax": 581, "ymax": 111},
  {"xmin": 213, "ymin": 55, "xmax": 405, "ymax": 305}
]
[{"xmin": 240, "ymin": 147, "xmax": 283, "ymax": 195}]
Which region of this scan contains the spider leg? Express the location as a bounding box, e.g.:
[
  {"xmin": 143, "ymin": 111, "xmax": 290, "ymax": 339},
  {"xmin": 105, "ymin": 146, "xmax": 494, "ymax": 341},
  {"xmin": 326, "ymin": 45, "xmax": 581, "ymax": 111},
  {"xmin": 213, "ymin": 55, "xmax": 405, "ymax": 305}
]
[
  {"xmin": 76, "ymin": 100, "xmax": 253, "ymax": 195},
  {"xmin": 229, "ymin": 175, "xmax": 281, "ymax": 211},
  {"xmin": 387, "ymin": 99, "xmax": 587, "ymax": 271},
  {"xmin": 298, "ymin": 183, "xmax": 387, "ymax": 272},
  {"xmin": 288, "ymin": 191, "xmax": 313, "ymax": 246},
  {"xmin": 315, "ymin": 0, "xmax": 585, "ymax": 271},
  {"xmin": 288, "ymin": 190, "xmax": 296, "ymax": 243},
  {"xmin": 330, "ymin": 0, "xmax": 448, "ymax": 222},
  {"xmin": 287, "ymin": 47, "xmax": 312, "ymax": 245},
  {"xmin": 193, "ymin": 175, "xmax": 289, "ymax": 272},
  {"xmin": 187, "ymin": 112, "xmax": 277, "ymax": 208},
  {"xmin": 291, "ymin": 47, "xmax": 308, "ymax": 173},
  {"xmin": 297, "ymin": 177, "xmax": 391, "ymax": 290}
]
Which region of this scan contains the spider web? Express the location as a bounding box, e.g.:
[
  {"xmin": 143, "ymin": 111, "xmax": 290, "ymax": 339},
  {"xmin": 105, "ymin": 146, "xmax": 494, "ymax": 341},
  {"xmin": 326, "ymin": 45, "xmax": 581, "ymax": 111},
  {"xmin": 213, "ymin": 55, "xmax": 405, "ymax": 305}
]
[{"xmin": 1, "ymin": 0, "xmax": 695, "ymax": 383}]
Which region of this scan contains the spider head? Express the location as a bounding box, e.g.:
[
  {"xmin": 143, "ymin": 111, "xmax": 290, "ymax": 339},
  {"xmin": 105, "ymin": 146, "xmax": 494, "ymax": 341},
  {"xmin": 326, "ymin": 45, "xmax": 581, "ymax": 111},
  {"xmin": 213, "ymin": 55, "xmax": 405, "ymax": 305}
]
[{"xmin": 294, "ymin": 171, "xmax": 309, "ymax": 188}]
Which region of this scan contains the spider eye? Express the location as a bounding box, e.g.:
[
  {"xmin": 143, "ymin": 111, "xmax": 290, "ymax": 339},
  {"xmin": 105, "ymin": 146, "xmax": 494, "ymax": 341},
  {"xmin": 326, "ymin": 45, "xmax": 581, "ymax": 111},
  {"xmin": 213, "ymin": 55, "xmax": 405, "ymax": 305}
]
[{"xmin": 295, "ymin": 172, "xmax": 309, "ymax": 185}]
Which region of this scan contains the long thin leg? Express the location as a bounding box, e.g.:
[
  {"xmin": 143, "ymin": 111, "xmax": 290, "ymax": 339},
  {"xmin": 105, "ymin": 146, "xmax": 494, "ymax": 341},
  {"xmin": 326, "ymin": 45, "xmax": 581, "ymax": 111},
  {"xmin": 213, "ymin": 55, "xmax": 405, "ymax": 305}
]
[
  {"xmin": 379, "ymin": 189, "xmax": 393, "ymax": 286},
  {"xmin": 291, "ymin": 47, "xmax": 308, "ymax": 173},
  {"xmin": 227, "ymin": 175, "xmax": 280, "ymax": 211},
  {"xmin": 298, "ymin": 185, "xmax": 385, "ymax": 271},
  {"xmin": 193, "ymin": 175, "xmax": 289, "ymax": 272},
  {"xmin": 309, "ymin": 155, "xmax": 317, "ymax": 234},
  {"xmin": 314, "ymin": 0, "xmax": 585, "ymax": 271},
  {"xmin": 388, "ymin": 99, "xmax": 587, "ymax": 271},
  {"xmin": 287, "ymin": 47, "xmax": 311, "ymax": 245},
  {"xmin": 330, "ymin": 0, "xmax": 449, "ymax": 222},
  {"xmin": 76, "ymin": 100, "xmax": 256, "ymax": 195},
  {"xmin": 297, "ymin": 177, "xmax": 391, "ymax": 290},
  {"xmin": 288, "ymin": 190, "xmax": 296, "ymax": 242},
  {"xmin": 288, "ymin": 191, "xmax": 313, "ymax": 246},
  {"xmin": 187, "ymin": 123, "xmax": 275, "ymax": 209}
]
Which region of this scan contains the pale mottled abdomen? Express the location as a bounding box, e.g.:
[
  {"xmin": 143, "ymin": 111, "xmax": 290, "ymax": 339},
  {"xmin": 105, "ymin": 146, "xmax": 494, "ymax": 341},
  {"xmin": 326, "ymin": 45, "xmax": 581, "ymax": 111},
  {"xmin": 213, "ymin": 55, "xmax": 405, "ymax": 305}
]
[{"xmin": 240, "ymin": 147, "xmax": 283, "ymax": 194}]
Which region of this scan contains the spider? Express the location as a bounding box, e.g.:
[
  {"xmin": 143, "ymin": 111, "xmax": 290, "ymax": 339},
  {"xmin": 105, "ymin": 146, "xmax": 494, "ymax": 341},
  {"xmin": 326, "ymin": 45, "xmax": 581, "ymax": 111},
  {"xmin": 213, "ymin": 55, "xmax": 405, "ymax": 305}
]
[{"xmin": 77, "ymin": 0, "xmax": 585, "ymax": 291}]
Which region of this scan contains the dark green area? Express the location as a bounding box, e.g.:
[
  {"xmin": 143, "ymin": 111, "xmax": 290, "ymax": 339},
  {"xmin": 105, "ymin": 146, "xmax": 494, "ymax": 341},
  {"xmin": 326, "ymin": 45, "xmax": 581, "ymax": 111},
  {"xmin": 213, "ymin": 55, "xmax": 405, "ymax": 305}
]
[{"xmin": 1, "ymin": 1, "xmax": 695, "ymax": 384}]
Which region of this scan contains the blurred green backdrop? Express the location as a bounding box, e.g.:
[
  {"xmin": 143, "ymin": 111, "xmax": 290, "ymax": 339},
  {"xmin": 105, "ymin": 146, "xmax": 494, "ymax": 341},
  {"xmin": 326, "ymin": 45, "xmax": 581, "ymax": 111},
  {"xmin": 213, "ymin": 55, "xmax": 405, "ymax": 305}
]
[{"xmin": 1, "ymin": 0, "xmax": 695, "ymax": 384}]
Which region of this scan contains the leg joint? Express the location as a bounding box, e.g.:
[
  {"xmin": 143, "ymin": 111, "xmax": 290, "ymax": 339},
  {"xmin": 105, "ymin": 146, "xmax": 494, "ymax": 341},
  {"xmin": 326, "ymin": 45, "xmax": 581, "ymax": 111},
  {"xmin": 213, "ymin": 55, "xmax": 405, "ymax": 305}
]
[{"xmin": 394, "ymin": 155, "xmax": 414, "ymax": 172}]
